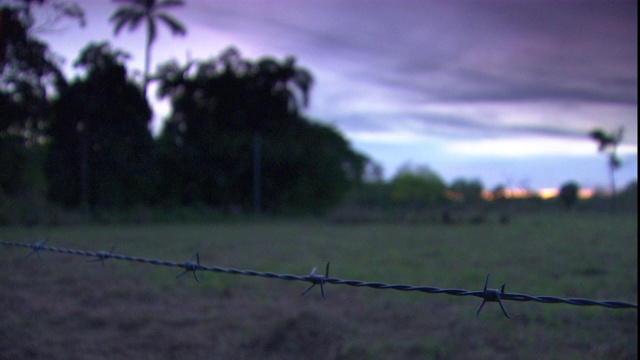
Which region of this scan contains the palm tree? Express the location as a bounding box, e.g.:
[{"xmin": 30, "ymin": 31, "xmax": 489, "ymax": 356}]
[
  {"xmin": 589, "ymin": 127, "xmax": 623, "ymax": 212},
  {"xmin": 109, "ymin": 0, "xmax": 186, "ymax": 96}
]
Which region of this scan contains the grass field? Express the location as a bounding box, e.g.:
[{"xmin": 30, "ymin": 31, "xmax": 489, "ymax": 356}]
[{"xmin": 0, "ymin": 211, "xmax": 637, "ymax": 359}]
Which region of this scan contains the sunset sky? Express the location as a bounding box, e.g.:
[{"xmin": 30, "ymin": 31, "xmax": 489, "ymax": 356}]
[{"xmin": 33, "ymin": 0, "xmax": 638, "ymax": 191}]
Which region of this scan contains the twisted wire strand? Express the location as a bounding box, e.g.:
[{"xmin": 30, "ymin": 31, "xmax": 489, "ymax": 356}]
[{"xmin": 1, "ymin": 240, "xmax": 637, "ymax": 313}]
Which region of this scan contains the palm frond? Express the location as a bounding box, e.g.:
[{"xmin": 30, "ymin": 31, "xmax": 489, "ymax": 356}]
[
  {"xmin": 128, "ymin": 13, "xmax": 146, "ymax": 31},
  {"xmin": 147, "ymin": 19, "xmax": 157, "ymax": 44},
  {"xmin": 156, "ymin": 0, "xmax": 186, "ymax": 9},
  {"xmin": 110, "ymin": 9, "xmax": 145, "ymax": 34},
  {"xmin": 156, "ymin": 13, "xmax": 186, "ymax": 36},
  {"xmin": 112, "ymin": 0, "xmax": 147, "ymax": 6},
  {"xmin": 109, "ymin": 8, "xmax": 137, "ymax": 22}
]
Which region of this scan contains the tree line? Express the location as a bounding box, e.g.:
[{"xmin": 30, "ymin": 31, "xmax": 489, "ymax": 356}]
[
  {"xmin": 0, "ymin": 2, "xmax": 369, "ymax": 215},
  {"xmin": 1, "ymin": 1, "xmax": 635, "ymax": 222}
]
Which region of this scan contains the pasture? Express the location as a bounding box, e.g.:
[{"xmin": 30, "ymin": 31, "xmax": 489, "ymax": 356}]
[{"xmin": 0, "ymin": 212, "xmax": 637, "ymax": 359}]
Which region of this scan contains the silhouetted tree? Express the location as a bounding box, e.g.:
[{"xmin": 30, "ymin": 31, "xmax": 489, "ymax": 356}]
[
  {"xmin": 0, "ymin": 1, "xmax": 83, "ymax": 195},
  {"xmin": 110, "ymin": 0, "xmax": 186, "ymax": 96},
  {"xmin": 46, "ymin": 42, "xmax": 154, "ymax": 209},
  {"xmin": 449, "ymin": 178, "xmax": 484, "ymax": 203},
  {"xmin": 559, "ymin": 181, "xmax": 579, "ymax": 210},
  {"xmin": 259, "ymin": 120, "xmax": 368, "ymax": 212},
  {"xmin": 589, "ymin": 127, "xmax": 623, "ymax": 211},
  {"xmin": 617, "ymin": 180, "xmax": 637, "ymax": 211},
  {"xmin": 155, "ymin": 48, "xmax": 366, "ymax": 213}
]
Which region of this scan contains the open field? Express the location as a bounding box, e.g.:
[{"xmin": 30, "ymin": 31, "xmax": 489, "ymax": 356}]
[{"xmin": 0, "ymin": 212, "xmax": 637, "ymax": 359}]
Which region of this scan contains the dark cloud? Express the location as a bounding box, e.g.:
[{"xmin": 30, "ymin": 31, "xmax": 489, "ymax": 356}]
[
  {"xmin": 341, "ymin": 108, "xmax": 597, "ymax": 141},
  {"xmin": 365, "ymin": 66, "xmax": 637, "ymax": 105},
  {"xmin": 189, "ymin": 0, "xmax": 637, "ymax": 104},
  {"xmin": 344, "ymin": 0, "xmax": 638, "ymax": 105}
]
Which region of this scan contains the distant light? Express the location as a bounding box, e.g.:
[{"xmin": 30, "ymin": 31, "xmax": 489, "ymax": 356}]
[
  {"xmin": 537, "ymin": 188, "xmax": 595, "ymax": 200},
  {"xmin": 578, "ymin": 188, "xmax": 595, "ymax": 199},
  {"xmin": 481, "ymin": 188, "xmax": 531, "ymax": 201},
  {"xmin": 538, "ymin": 188, "xmax": 559, "ymax": 200},
  {"xmin": 481, "ymin": 187, "xmax": 597, "ymax": 201}
]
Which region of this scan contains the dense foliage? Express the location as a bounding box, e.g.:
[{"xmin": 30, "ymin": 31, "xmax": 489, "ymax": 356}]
[
  {"xmin": 390, "ymin": 164, "xmax": 446, "ymax": 207},
  {"xmin": 155, "ymin": 48, "xmax": 368, "ymax": 213},
  {"xmin": 0, "ymin": 3, "xmax": 70, "ymax": 195},
  {"xmin": 46, "ymin": 42, "xmax": 155, "ymax": 209},
  {"xmin": 1, "ymin": 1, "xmax": 369, "ymax": 214}
]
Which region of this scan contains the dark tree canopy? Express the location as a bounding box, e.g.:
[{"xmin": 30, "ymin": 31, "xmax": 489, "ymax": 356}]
[
  {"xmin": 46, "ymin": 42, "xmax": 154, "ymax": 208},
  {"xmin": 449, "ymin": 178, "xmax": 484, "ymax": 203},
  {"xmin": 0, "ymin": 2, "xmax": 79, "ymax": 195},
  {"xmin": 559, "ymin": 181, "xmax": 580, "ymax": 209},
  {"xmin": 2, "ymin": 3, "xmax": 369, "ymax": 216},
  {"xmin": 155, "ymin": 48, "xmax": 367, "ymax": 213}
]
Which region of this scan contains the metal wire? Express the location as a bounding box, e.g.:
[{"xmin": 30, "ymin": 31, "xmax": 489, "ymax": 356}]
[{"xmin": 1, "ymin": 239, "xmax": 637, "ymax": 318}]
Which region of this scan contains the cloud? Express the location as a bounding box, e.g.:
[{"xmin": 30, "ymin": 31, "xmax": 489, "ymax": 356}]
[
  {"xmin": 410, "ymin": 101, "xmax": 638, "ymax": 141},
  {"xmin": 446, "ymin": 137, "xmax": 599, "ymax": 158}
]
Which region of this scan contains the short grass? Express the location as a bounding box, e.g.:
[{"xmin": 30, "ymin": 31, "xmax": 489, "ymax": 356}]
[{"xmin": 0, "ymin": 211, "xmax": 637, "ymax": 359}]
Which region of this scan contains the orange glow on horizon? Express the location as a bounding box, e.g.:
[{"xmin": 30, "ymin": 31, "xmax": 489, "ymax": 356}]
[
  {"xmin": 538, "ymin": 188, "xmax": 559, "ymax": 200},
  {"xmin": 481, "ymin": 187, "xmax": 596, "ymax": 201},
  {"xmin": 481, "ymin": 188, "xmax": 531, "ymax": 201},
  {"xmin": 578, "ymin": 188, "xmax": 595, "ymax": 199},
  {"xmin": 538, "ymin": 188, "xmax": 596, "ymax": 200}
]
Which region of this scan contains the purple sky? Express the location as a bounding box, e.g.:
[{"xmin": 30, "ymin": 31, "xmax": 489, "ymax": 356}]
[{"xmin": 33, "ymin": 0, "xmax": 637, "ymax": 191}]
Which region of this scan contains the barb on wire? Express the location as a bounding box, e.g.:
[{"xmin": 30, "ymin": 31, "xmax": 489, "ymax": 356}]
[
  {"xmin": 476, "ymin": 274, "xmax": 510, "ymax": 319},
  {"xmin": 301, "ymin": 262, "xmax": 330, "ymax": 299},
  {"xmin": 87, "ymin": 246, "xmax": 115, "ymax": 267},
  {"xmin": 23, "ymin": 239, "xmax": 48, "ymax": 260},
  {"xmin": 176, "ymin": 252, "xmax": 201, "ymax": 282},
  {"xmin": 1, "ymin": 240, "xmax": 637, "ymax": 317}
]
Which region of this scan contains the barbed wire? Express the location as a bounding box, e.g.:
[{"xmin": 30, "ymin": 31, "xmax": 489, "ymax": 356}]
[{"xmin": 1, "ymin": 239, "xmax": 637, "ymax": 319}]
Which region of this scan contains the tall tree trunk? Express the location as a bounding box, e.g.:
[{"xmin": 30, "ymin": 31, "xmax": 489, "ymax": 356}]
[
  {"xmin": 78, "ymin": 121, "xmax": 89, "ymax": 210},
  {"xmin": 609, "ymin": 155, "xmax": 618, "ymax": 213},
  {"xmin": 143, "ymin": 23, "xmax": 152, "ymax": 97},
  {"xmin": 253, "ymin": 132, "xmax": 262, "ymax": 215}
]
